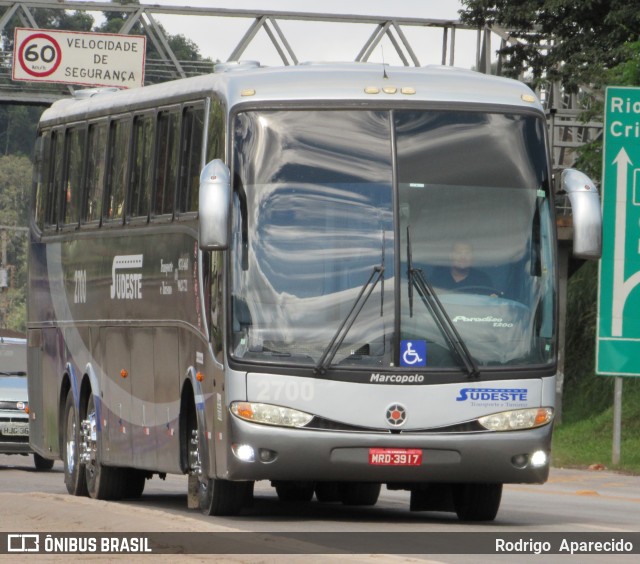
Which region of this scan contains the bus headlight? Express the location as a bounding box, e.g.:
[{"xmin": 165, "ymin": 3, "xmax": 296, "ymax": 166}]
[
  {"xmin": 230, "ymin": 401, "xmax": 314, "ymax": 428},
  {"xmin": 478, "ymin": 407, "xmax": 554, "ymax": 431}
]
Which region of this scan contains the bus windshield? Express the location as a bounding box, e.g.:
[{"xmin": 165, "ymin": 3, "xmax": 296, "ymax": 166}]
[{"xmin": 230, "ymin": 108, "xmax": 554, "ymax": 372}]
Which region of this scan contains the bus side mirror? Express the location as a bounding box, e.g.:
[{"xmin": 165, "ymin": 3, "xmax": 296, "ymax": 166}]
[
  {"xmin": 560, "ymin": 168, "xmax": 602, "ymax": 259},
  {"xmin": 199, "ymin": 159, "xmax": 230, "ymax": 250}
]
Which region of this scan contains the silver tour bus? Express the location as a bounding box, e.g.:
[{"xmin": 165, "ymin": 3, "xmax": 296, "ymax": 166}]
[{"xmin": 27, "ymin": 62, "xmax": 601, "ymax": 520}]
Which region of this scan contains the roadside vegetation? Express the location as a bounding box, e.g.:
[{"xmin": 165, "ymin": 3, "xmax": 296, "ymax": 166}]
[
  {"xmin": 460, "ymin": 2, "xmax": 640, "ymax": 474},
  {"xmin": 553, "ymin": 261, "xmax": 640, "ymax": 473}
]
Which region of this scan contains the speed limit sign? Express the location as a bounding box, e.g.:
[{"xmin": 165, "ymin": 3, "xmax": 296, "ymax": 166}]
[
  {"xmin": 16, "ymin": 32, "xmax": 62, "ymax": 78},
  {"xmin": 12, "ymin": 28, "xmax": 145, "ymax": 88}
]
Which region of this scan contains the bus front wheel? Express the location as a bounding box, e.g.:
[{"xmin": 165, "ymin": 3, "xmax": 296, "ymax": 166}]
[
  {"xmin": 453, "ymin": 483, "xmax": 502, "ymax": 521},
  {"xmin": 187, "ymin": 405, "xmax": 247, "ymax": 516},
  {"xmin": 199, "ymin": 477, "xmax": 247, "ymax": 516}
]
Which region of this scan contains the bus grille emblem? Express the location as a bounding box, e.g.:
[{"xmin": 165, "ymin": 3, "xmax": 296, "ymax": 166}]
[{"xmin": 385, "ymin": 403, "xmax": 407, "ymax": 427}]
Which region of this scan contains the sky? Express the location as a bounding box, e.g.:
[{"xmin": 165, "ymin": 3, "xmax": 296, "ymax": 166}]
[{"xmin": 73, "ymin": 0, "xmax": 485, "ymax": 70}]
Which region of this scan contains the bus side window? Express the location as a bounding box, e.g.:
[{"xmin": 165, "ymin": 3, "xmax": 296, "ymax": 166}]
[
  {"xmin": 84, "ymin": 121, "xmax": 108, "ymax": 225},
  {"xmin": 154, "ymin": 109, "xmax": 180, "ymax": 217},
  {"xmin": 104, "ymin": 117, "xmax": 132, "ymax": 223},
  {"xmin": 46, "ymin": 129, "xmax": 64, "ymax": 230},
  {"xmin": 129, "ymin": 113, "xmax": 154, "ymax": 220},
  {"xmin": 177, "ymin": 104, "xmax": 205, "ymax": 214},
  {"xmin": 33, "ymin": 130, "xmax": 50, "ymax": 231},
  {"xmin": 61, "ymin": 126, "xmax": 86, "ymax": 228}
]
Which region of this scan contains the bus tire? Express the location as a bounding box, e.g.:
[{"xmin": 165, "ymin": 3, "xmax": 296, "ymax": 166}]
[
  {"xmin": 315, "ymin": 482, "xmax": 341, "ymax": 503},
  {"xmin": 340, "ymin": 482, "xmax": 381, "ymax": 506},
  {"xmin": 453, "ymin": 483, "xmax": 502, "ymax": 521},
  {"xmin": 274, "ymin": 481, "xmax": 315, "ymax": 502},
  {"xmin": 199, "ymin": 478, "xmax": 246, "ymax": 516},
  {"xmin": 122, "ymin": 469, "xmax": 147, "ymax": 499},
  {"xmin": 84, "ymin": 394, "xmax": 125, "ymax": 500},
  {"xmin": 33, "ymin": 453, "xmax": 54, "ymax": 471},
  {"xmin": 62, "ymin": 390, "xmax": 88, "ymax": 496}
]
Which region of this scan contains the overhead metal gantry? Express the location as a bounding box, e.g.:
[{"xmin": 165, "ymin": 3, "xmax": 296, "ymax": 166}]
[
  {"xmin": 0, "ymin": 0, "xmax": 601, "ymax": 170},
  {"xmin": 0, "ymin": 2, "xmax": 499, "ymax": 92}
]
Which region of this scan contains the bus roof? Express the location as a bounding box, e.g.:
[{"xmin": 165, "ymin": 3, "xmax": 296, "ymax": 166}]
[{"xmin": 39, "ymin": 62, "xmax": 543, "ymax": 127}]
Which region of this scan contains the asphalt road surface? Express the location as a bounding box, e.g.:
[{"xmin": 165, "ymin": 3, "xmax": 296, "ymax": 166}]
[{"xmin": 0, "ymin": 453, "xmax": 638, "ymax": 563}]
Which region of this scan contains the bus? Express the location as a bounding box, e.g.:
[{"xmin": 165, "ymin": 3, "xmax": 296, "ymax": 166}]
[{"xmin": 27, "ymin": 61, "xmax": 602, "ymax": 521}]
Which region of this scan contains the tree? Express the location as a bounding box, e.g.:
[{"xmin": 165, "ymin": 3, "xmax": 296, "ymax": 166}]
[
  {"xmin": 0, "ymin": 155, "xmax": 31, "ymax": 331},
  {"xmin": 459, "ymin": 0, "xmax": 640, "ymax": 92},
  {"xmin": 0, "ymin": 106, "xmax": 43, "ymax": 157},
  {"xmin": 94, "ymin": 0, "xmax": 204, "ymax": 63}
]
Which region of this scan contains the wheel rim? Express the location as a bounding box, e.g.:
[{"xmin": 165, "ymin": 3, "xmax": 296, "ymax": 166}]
[
  {"xmin": 85, "ymin": 396, "xmax": 97, "ymax": 481},
  {"xmin": 66, "ymin": 407, "xmax": 76, "ymax": 474}
]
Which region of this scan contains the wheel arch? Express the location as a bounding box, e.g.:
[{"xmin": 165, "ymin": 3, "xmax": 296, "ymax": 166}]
[
  {"xmin": 179, "ymin": 367, "xmax": 210, "ymax": 476},
  {"xmin": 179, "ymin": 374, "xmax": 196, "ymax": 474}
]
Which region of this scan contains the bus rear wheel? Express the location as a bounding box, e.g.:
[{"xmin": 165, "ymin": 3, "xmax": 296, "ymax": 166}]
[
  {"xmin": 274, "ymin": 481, "xmax": 315, "ymax": 502},
  {"xmin": 340, "ymin": 482, "xmax": 381, "ymax": 506},
  {"xmin": 122, "ymin": 469, "xmax": 147, "ymax": 499},
  {"xmin": 453, "ymin": 483, "xmax": 502, "ymax": 521},
  {"xmin": 84, "ymin": 394, "xmax": 126, "ymax": 500},
  {"xmin": 34, "ymin": 452, "xmax": 54, "ymax": 471},
  {"xmin": 62, "ymin": 390, "xmax": 87, "ymax": 496}
]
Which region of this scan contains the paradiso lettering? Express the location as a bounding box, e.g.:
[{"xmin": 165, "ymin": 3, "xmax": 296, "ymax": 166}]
[
  {"xmin": 110, "ymin": 254, "xmax": 143, "ymax": 300},
  {"xmin": 456, "ymin": 388, "xmax": 528, "ymax": 402}
]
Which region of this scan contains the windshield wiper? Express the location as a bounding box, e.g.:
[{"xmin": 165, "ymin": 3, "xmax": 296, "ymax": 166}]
[
  {"xmin": 406, "ymin": 226, "xmax": 480, "ymax": 379},
  {"xmin": 314, "ymin": 264, "xmax": 384, "ymax": 375},
  {"xmin": 315, "ymin": 234, "xmax": 386, "ymax": 375},
  {"xmin": 0, "ymin": 371, "xmax": 26, "ymax": 376}
]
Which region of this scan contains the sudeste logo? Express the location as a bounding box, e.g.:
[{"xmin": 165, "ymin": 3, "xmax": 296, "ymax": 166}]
[
  {"xmin": 110, "ymin": 254, "xmax": 143, "ymax": 300},
  {"xmin": 455, "ymin": 388, "xmax": 527, "ymax": 402}
]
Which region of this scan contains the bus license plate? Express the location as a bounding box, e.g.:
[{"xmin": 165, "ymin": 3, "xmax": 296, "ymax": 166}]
[
  {"xmin": 369, "ymin": 448, "xmax": 422, "ymax": 466},
  {"xmin": 0, "ymin": 423, "xmax": 29, "ymax": 437}
]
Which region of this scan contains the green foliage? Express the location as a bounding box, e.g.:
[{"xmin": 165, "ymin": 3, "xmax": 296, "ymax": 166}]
[
  {"xmin": 459, "ymin": 0, "xmax": 640, "ymax": 91},
  {"xmin": 573, "ymin": 40, "xmax": 640, "ymax": 185},
  {"xmin": 553, "ymin": 379, "xmax": 640, "ymax": 472},
  {"xmin": 0, "ymin": 106, "xmax": 44, "ymax": 158},
  {"xmin": 0, "ymin": 154, "xmax": 31, "ymax": 331},
  {"xmin": 1, "ymin": 7, "xmax": 94, "ymax": 48},
  {"xmin": 563, "ymin": 261, "xmax": 614, "ymax": 420},
  {"xmin": 558, "ymin": 250, "xmax": 640, "ymax": 473}
]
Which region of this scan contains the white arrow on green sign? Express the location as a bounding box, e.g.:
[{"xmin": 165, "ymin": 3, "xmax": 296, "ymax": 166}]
[{"xmin": 597, "ymin": 86, "xmax": 640, "ymax": 376}]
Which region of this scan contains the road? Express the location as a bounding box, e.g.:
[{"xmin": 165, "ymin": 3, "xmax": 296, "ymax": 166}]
[{"xmin": 0, "ymin": 453, "xmax": 638, "ymax": 562}]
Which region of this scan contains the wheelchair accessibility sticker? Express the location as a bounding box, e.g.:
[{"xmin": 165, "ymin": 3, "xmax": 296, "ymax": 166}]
[{"xmin": 400, "ymin": 340, "xmax": 426, "ymax": 367}]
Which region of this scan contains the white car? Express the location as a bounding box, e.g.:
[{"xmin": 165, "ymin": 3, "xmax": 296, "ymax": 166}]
[{"xmin": 0, "ymin": 334, "xmax": 53, "ymax": 470}]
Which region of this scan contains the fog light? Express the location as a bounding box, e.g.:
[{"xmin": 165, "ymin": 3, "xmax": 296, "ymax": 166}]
[
  {"xmin": 259, "ymin": 448, "xmax": 277, "ymax": 463},
  {"xmin": 511, "ymin": 454, "xmax": 528, "ymax": 469},
  {"xmin": 232, "ymin": 443, "xmax": 255, "ymax": 462},
  {"xmin": 530, "ymin": 450, "xmax": 548, "ymax": 468}
]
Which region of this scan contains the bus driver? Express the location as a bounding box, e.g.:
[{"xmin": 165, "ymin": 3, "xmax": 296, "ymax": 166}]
[{"xmin": 430, "ymin": 241, "xmax": 496, "ymax": 294}]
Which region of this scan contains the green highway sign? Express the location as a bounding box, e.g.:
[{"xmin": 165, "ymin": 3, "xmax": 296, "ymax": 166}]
[{"xmin": 597, "ymin": 86, "xmax": 640, "ymax": 376}]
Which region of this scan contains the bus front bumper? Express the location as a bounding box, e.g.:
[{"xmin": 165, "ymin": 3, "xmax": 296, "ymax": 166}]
[{"xmin": 218, "ymin": 416, "xmax": 552, "ymax": 484}]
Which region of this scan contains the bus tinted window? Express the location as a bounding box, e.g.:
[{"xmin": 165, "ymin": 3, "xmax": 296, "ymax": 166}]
[
  {"xmin": 177, "ymin": 104, "xmax": 205, "ymax": 213},
  {"xmin": 154, "ymin": 110, "xmax": 180, "ymax": 216},
  {"xmin": 129, "ymin": 113, "xmax": 154, "ymax": 219},
  {"xmin": 62, "ymin": 126, "xmax": 86, "ymax": 227},
  {"xmin": 46, "ymin": 129, "xmax": 64, "ymax": 228},
  {"xmin": 33, "ymin": 131, "xmax": 50, "ymax": 230},
  {"xmin": 104, "ymin": 118, "xmax": 131, "ymax": 222},
  {"xmin": 85, "ymin": 122, "xmax": 108, "ymax": 224}
]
